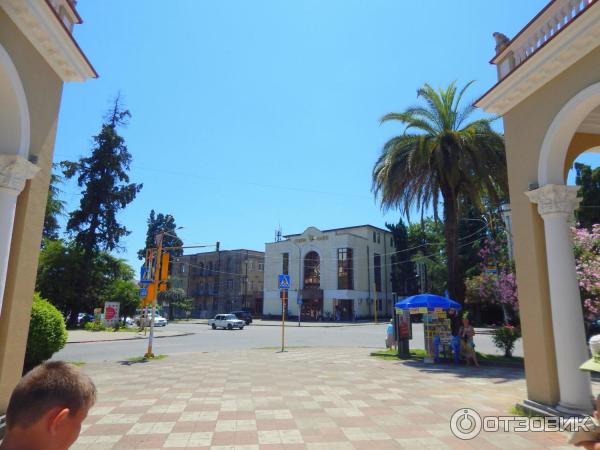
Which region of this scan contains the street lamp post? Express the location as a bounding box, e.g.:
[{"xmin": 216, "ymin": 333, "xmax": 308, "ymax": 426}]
[{"xmin": 290, "ymin": 241, "xmax": 302, "ymax": 327}]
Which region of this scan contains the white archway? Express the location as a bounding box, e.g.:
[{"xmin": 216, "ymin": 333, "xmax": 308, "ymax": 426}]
[
  {"xmin": 539, "ymin": 82, "xmax": 600, "ymax": 185},
  {"xmin": 0, "ymin": 43, "xmax": 36, "ymax": 317},
  {"xmin": 0, "ymin": 42, "xmax": 30, "ymax": 158},
  {"xmin": 527, "ymin": 81, "xmax": 600, "ymax": 413}
]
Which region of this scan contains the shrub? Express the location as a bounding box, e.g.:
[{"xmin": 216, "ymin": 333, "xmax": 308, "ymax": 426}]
[
  {"xmin": 84, "ymin": 321, "xmax": 106, "ymax": 331},
  {"xmin": 24, "ymin": 293, "xmax": 68, "ymax": 371},
  {"xmin": 491, "ymin": 325, "xmax": 521, "ymax": 357}
]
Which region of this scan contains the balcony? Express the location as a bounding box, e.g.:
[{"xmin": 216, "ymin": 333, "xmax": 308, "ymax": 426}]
[
  {"xmin": 476, "ymin": 0, "xmax": 600, "ymax": 114},
  {"xmin": 47, "ymin": 0, "xmax": 81, "ymax": 33},
  {"xmin": 494, "ymin": 0, "xmax": 597, "ymax": 80},
  {"xmin": 0, "ymin": 0, "xmax": 96, "ymax": 81}
]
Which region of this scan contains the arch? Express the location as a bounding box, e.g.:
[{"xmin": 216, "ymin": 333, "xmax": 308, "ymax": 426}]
[
  {"xmin": 539, "ymin": 82, "xmax": 600, "ymax": 185},
  {"xmin": 0, "ymin": 43, "xmax": 30, "ymax": 157},
  {"xmin": 304, "ymin": 251, "xmax": 320, "ymax": 288}
]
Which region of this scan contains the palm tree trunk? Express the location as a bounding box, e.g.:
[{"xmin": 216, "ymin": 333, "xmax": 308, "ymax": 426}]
[{"xmin": 442, "ymin": 191, "xmax": 461, "ymax": 302}]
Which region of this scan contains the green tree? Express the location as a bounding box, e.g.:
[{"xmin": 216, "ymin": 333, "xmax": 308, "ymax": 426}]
[
  {"xmin": 42, "ymin": 168, "xmax": 65, "ymax": 241},
  {"xmin": 407, "ymin": 219, "xmax": 447, "ymax": 294},
  {"xmin": 137, "ymin": 210, "xmax": 183, "ymax": 260},
  {"xmin": 575, "ymin": 163, "xmax": 600, "ymax": 229},
  {"xmin": 386, "ymin": 220, "xmax": 417, "ymax": 295},
  {"xmin": 158, "ymin": 288, "xmax": 188, "ymax": 321},
  {"xmin": 60, "ymin": 97, "xmax": 142, "ymax": 326},
  {"xmin": 36, "ymin": 240, "xmax": 86, "ymax": 317},
  {"xmin": 372, "ymin": 81, "xmax": 507, "ymax": 301},
  {"xmin": 37, "ymin": 240, "xmax": 140, "ymax": 324}
]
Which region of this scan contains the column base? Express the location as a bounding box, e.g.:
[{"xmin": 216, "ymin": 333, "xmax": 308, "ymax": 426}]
[{"xmin": 520, "ymin": 399, "xmax": 592, "ymax": 418}]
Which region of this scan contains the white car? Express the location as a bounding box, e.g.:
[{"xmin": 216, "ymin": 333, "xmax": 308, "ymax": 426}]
[
  {"xmin": 208, "ymin": 314, "xmax": 245, "ymax": 330},
  {"xmin": 136, "ymin": 313, "xmax": 168, "ymax": 327}
]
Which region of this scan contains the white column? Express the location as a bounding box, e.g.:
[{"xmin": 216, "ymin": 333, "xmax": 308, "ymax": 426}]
[
  {"xmin": 526, "ymin": 184, "xmax": 592, "ymax": 414},
  {"xmin": 0, "ymin": 155, "xmax": 39, "ymax": 316}
]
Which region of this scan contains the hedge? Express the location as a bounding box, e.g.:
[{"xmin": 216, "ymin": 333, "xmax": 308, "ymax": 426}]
[{"xmin": 24, "ymin": 293, "xmax": 68, "ymax": 371}]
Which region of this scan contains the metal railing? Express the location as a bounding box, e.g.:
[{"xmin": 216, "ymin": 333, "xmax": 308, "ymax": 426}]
[{"xmin": 495, "ymin": 0, "xmax": 597, "ymax": 79}]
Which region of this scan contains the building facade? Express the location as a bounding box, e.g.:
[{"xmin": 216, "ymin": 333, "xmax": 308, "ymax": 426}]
[
  {"xmin": 0, "ymin": 0, "xmax": 96, "ymax": 413},
  {"xmin": 476, "ymin": 0, "xmax": 600, "ymax": 414},
  {"xmin": 264, "ymin": 225, "xmax": 394, "ymax": 321},
  {"xmin": 171, "ymin": 250, "xmax": 264, "ymax": 318}
]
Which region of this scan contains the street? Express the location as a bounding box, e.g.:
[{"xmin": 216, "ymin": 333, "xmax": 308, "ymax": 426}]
[{"xmin": 55, "ymin": 322, "xmax": 523, "ymax": 363}]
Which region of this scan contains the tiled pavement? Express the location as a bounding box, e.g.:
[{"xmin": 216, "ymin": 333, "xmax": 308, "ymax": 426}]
[{"xmin": 74, "ymin": 348, "xmax": 580, "ymax": 449}]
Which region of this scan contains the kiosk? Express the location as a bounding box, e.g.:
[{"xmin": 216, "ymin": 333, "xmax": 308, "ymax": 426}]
[{"xmin": 395, "ymin": 294, "xmax": 462, "ymax": 364}]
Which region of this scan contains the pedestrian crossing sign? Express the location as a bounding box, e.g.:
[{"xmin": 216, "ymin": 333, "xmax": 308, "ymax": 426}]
[{"xmin": 278, "ymin": 274, "xmax": 291, "ymax": 290}]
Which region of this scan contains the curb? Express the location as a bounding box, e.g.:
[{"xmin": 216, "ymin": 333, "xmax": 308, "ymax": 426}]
[
  {"xmin": 67, "ymin": 332, "xmax": 194, "ymax": 344},
  {"xmin": 173, "ymin": 321, "xmax": 382, "ymax": 328}
]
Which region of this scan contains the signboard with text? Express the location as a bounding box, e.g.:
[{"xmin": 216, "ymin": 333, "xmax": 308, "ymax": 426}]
[{"xmin": 103, "ymin": 302, "xmax": 120, "ymax": 327}]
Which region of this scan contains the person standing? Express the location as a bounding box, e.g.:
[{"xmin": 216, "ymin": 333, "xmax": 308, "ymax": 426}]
[
  {"xmin": 448, "ymin": 308, "xmax": 462, "ymax": 363},
  {"xmin": 459, "ymin": 317, "xmax": 479, "ymax": 367},
  {"xmin": 386, "ymin": 319, "xmax": 396, "ymax": 349}
]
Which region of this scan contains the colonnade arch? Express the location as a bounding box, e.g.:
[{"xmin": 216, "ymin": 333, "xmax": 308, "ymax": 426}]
[{"xmin": 525, "ymin": 81, "xmax": 600, "ymax": 413}]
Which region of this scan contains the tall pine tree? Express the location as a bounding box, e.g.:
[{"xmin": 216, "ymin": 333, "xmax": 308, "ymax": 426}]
[
  {"xmin": 61, "ymin": 96, "xmax": 142, "ymax": 326},
  {"xmin": 575, "ymin": 162, "xmax": 600, "ymax": 229},
  {"xmin": 42, "ymin": 167, "xmax": 65, "ymax": 241},
  {"xmin": 137, "ymin": 210, "xmax": 184, "ymax": 260}
]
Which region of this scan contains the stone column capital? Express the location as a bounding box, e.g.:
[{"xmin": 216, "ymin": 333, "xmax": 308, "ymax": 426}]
[
  {"xmin": 525, "ymin": 184, "xmax": 580, "ymax": 218},
  {"xmin": 0, "ymin": 155, "xmax": 40, "ymax": 194}
]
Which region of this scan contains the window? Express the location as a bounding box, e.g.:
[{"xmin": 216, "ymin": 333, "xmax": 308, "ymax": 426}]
[
  {"xmin": 180, "ymin": 264, "xmax": 185, "ymax": 274},
  {"xmin": 258, "ymin": 263, "xmax": 264, "ymax": 271},
  {"xmin": 227, "ymin": 279, "xmax": 233, "ymax": 289},
  {"xmin": 374, "ymin": 253, "xmax": 382, "ymax": 292},
  {"xmin": 373, "ymin": 231, "xmax": 376, "ymax": 243},
  {"xmin": 337, "ymin": 248, "xmax": 353, "ymax": 290},
  {"xmin": 391, "ymin": 236, "xmax": 394, "ymax": 246},
  {"xmin": 304, "ymin": 251, "xmax": 320, "ymax": 288},
  {"xmin": 377, "ymin": 233, "xmax": 381, "ymax": 244},
  {"xmin": 282, "ymin": 253, "xmax": 289, "ymax": 275}
]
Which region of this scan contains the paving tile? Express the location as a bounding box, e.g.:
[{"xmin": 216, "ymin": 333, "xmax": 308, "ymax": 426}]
[{"xmin": 73, "ymin": 348, "xmax": 596, "ymax": 449}]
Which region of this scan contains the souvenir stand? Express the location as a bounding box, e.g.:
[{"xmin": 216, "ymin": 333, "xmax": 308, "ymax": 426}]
[{"xmin": 395, "ymin": 294, "xmax": 462, "ymax": 364}]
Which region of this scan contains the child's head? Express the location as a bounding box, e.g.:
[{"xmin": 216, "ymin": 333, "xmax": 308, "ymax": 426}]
[{"xmin": 4, "ymin": 361, "xmax": 96, "ymax": 450}]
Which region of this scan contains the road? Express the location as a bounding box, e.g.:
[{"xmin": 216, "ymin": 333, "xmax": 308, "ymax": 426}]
[{"xmin": 55, "ymin": 322, "xmax": 523, "ymax": 363}]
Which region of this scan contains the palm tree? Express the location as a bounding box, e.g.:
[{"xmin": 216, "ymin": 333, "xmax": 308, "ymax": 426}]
[{"xmin": 372, "ymin": 81, "xmax": 507, "ymax": 301}]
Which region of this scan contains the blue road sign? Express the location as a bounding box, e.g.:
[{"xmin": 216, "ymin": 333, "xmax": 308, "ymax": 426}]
[
  {"xmin": 297, "ymin": 298, "xmax": 303, "ymax": 305},
  {"xmin": 278, "ymin": 274, "xmax": 291, "ymax": 290},
  {"xmin": 139, "ymin": 287, "xmax": 148, "ymax": 297}
]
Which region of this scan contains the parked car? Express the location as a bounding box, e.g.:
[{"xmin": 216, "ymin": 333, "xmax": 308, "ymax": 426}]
[
  {"xmin": 208, "ymin": 314, "xmax": 245, "ymax": 330},
  {"xmin": 77, "ymin": 313, "xmax": 94, "ymax": 326},
  {"xmin": 136, "ymin": 313, "xmax": 168, "ymax": 327},
  {"xmin": 230, "ymin": 311, "xmax": 253, "ymax": 325}
]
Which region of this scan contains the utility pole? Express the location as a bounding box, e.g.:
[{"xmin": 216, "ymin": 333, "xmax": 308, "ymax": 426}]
[
  {"xmin": 244, "ymin": 250, "xmax": 248, "ymax": 310},
  {"xmin": 145, "ymin": 232, "xmax": 164, "ymax": 358},
  {"xmin": 215, "ymin": 241, "xmax": 220, "ymax": 314}
]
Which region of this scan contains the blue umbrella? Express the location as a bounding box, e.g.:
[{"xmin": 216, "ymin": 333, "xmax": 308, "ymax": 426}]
[{"xmin": 395, "ymin": 293, "xmax": 461, "ymax": 311}]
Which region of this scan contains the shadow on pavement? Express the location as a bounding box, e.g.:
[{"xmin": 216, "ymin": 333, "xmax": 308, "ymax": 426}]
[
  {"xmin": 397, "ymin": 359, "xmax": 524, "ymax": 383},
  {"xmin": 117, "ymin": 359, "xmax": 151, "ymax": 366}
]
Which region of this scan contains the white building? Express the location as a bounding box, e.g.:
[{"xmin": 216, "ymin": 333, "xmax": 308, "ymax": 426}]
[{"xmin": 263, "ymin": 225, "xmax": 394, "ymax": 320}]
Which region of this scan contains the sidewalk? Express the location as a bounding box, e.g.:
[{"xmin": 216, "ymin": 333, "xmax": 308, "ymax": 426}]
[
  {"xmin": 73, "ymin": 347, "xmax": 579, "ymax": 449},
  {"xmin": 174, "ymin": 319, "xmax": 378, "ymax": 327},
  {"xmin": 174, "ymin": 318, "xmax": 499, "ymax": 332},
  {"xmin": 67, "ymin": 329, "xmax": 192, "ymax": 344}
]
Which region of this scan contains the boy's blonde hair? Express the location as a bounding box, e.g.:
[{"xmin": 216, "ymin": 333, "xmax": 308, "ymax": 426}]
[{"xmin": 6, "ymin": 361, "xmax": 96, "ymax": 429}]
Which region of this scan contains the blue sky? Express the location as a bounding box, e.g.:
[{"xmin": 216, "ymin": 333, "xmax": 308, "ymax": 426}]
[{"xmin": 54, "ymin": 0, "xmax": 599, "ymax": 271}]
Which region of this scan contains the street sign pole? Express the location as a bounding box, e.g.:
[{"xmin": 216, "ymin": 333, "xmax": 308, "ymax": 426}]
[
  {"xmin": 281, "ymin": 289, "xmax": 286, "ymax": 352},
  {"xmin": 145, "ymin": 233, "xmax": 164, "ymax": 358}
]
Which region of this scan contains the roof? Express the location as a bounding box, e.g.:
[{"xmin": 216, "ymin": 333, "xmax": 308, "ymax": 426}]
[{"xmin": 283, "ymin": 224, "xmax": 391, "ymax": 239}]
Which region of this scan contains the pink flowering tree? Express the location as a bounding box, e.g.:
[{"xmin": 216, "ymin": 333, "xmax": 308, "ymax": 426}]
[
  {"xmin": 572, "ymin": 224, "xmax": 600, "ymax": 322},
  {"xmin": 465, "ymin": 235, "xmax": 519, "ymax": 324}
]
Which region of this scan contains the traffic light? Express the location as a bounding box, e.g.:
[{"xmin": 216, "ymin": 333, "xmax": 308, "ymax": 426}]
[{"xmin": 159, "ymin": 252, "xmax": 169, "ymax": 292}]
